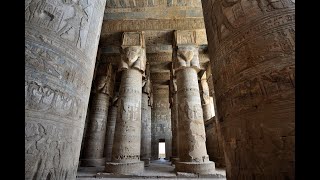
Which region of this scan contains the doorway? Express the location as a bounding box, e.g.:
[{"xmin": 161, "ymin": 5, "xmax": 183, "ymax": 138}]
[{"xmin": 158, "ymin": 139, "xmax": 165, "ymax": 159}]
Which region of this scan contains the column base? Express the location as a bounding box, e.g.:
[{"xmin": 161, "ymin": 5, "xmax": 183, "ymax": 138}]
[
  {"xmin": 171, "ymin": 158, "xmax": 180, "ymax": 165},
  {"xmin": 141, "ymin": 158, "xmax": 150, "ymax": 167},
  {"xmin": 105, "ymin": 161, "xmax": 144, "ymax": 175},
  {"xmin": 175, "ymin": 161, "xmax": 215, "ymax": 174},
  {"xmin": 81, "ymin": 158, "xmax": 106, "ymax": 167}
]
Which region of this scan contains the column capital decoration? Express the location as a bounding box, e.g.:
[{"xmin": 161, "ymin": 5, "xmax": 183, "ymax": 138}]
[
  {"xmin": 93, "ymin": 63, "xmax": 114, "ymax": 96},
  {"xmin": 173, "ymin": 30, "xmax": 200, "ymax": 72},
  {"xmin": 118, "ymin": 32, "xmax": 146, "ymax": 74}
]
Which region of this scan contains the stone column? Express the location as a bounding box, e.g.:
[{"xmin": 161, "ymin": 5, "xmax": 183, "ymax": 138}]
[
  {"xmin": 104, "ymin": 93, "xmax": 119, "ymax": 162},
  {"xmin": 25, "ymin": 0, "xmax": 106, "ymax": 179},
  {"xmin": 170, "ymin": 75, "xmax": 179, "ymax": 165},
  {"xmin": 201, "ymin": 0, "xmax": 295, "ymax": 179},
  {"xmin": 105, "ymin": 32, "xmax": 146, "ymax": 175},
  {"xmin": 141, "ymin": 63, "xmax": 152, "ymax": 166},
  {"xmin": 199, "ymin": 74, "xmax": 213, "ymax": 121},
  {"xmin": 173, "ymin": 30, "xmax": 215, "ymax": 174},
  {"xmin": 81, "ymin": 63, "xmax": 115, "ymax": 166}
]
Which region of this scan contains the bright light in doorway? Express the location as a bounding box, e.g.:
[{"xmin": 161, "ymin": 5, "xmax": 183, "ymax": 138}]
[{"xmin": 159, "ymin": 142, "xmax": 165, "ymax": 158}]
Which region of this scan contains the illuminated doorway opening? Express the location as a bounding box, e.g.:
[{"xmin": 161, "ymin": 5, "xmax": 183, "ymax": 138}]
[{"xmin": 158, "ymin": 139, "xmax": 165, "ymax": 159}]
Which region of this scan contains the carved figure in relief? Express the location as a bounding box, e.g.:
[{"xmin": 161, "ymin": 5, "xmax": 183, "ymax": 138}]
[
  {"xmin": 58, "ymin": 0, "xmax": 90, "ymax": 48},
  {"xmin": 119, "ymin": 46, "xmax": 146, "ymax": 72},
  {"xmin": 142, "ymin": 78, "xmax": 151, "ymax": 95},
  {"xmin": 210, "ymin": 0, "xmax": 241, "ymax": 42},
  {"xmin": 94, "ymin": 75, "xmax": 111, "ymax": 94},
  {"xmin": 180, "ymin": 102, "xmax": 203, "ymax": 121},
  {"xmin": 25, "ymin": 0, "xmax": 43, "ymax": 21},
  {"xmin": 175, "ymin": 46, "xmax": 200, "ymax": 70},
  {"xmin": 106, "ymin": 0, "xmax": 117, "ymax": 7},
  {"xmin": 250, "ymin": 0, "xmax": 295, "ymax": 12},
  {"xmin": 120, "ymin": 100, "xmax": 140, "ymax": 121},
  {"xmin": 27, "ymin": 81, "xmax": 55, "ymax": 111}
]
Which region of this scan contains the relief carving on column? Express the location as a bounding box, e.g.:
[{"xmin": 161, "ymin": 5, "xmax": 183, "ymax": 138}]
[
  {"xmin": 173, "ymin": 30, "xmax": 201, "ymax": 72},
  {"xmin": 174, "ymin": 46, "xmax": 200, "ymax": 71},
  {"xmin": 119, "ymin": 32, "xmax": 146, "ymax": 73},
  {"xmin": 93, "ymin": 63, "xmax": 114, "ymax": 96}
]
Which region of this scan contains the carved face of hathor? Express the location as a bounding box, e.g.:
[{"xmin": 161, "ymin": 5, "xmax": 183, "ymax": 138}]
[
  {"xmin": 177, "ymin": 47, "xmax": 195, "ymax": 62},
  {"xmin": 124, "ymin": 46, "xmax": 141, "ymax": 63}
]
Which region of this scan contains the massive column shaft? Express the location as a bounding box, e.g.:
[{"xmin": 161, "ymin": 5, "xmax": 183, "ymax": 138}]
[
  {"xmin": 173, "ymin": 31, "xmax": 215, "ymax": 174},
  {"xmin": 25, "ymin": 0, "xmax": 106, "ymax": 179},
  {"xmin": 104, "ymin": 94, "xmax": 119, "ymax": 162},
  {"xmin": 81, "ymin": 63, "xmax": 115, "ymax": 166},
  {"xmin": 141, "ymin": 64, "xmax": 152, "ymax": 166},
  {"xmin": 201, "ymin": 0, "xmax": 295, "ymax": 179},
  {"xmin": 105, "ymin": 32, "xmax": 146, "ymax": 175}
]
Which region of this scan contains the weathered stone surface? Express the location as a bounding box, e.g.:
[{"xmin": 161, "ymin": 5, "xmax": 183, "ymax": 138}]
[
  {"xmin": 204, "ymin": 117, "xmax": 225, "ymax": 168},
  {"xmin": 81, "ymin": 63, "xmax": 115, "ymax": 167},
  {"xmin": 169, "ymin": 73, "xmax": 179, "ymax": 164},
  {"xmin": 25, "ymin": 0, "xmax": 106, "ymax": 179},
  {"xmin": 202, "ymin": 0, "xmax": 295, "ymax": 179},
  {"xmin": 173, "ymin": 32, "xmax": 215, "ymax": 173},
  {"xmin": 141, "ymin": 64, "xmax": 152, "ymax": 166},
  {"xmin": 199, "ymin": 74, "xmax": 214, "ymax": 121},
  {"xmin": 106, "ymin": 32, "xmax": 146, "ymax": 175},
  {"xmin": 104, "ymin": 93, "xmax": 119, "ymax": 162},
  {"xmin": 151, "ymin": 85, "xmax": 172, "ymax": 160}
]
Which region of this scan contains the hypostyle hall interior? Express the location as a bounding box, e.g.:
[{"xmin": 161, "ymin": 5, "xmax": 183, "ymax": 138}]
[{"xmin": 25, "ymin": 0, "xmax": 295, "ymax": 180}]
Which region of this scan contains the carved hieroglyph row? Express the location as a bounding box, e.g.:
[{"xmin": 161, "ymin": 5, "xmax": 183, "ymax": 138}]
[
  {"xmin": 202, "ymin": 0, "xmax": 295, "ymax": 179},
  {"xmin": 25, "ymin": 0, "xmax": 106, "ymax": 66},
  {"xmin": 102, "ymin": 18, "xmax": 205, "ymax": 33},
  {"xmin": 25, "ymin": 42, "xmax": 92, "ymax": 95},
  {"xmin": 25, "ymin": 0, "xmax": 107, "ymax": 179},
  {"xmin": 105, "ymin": 0, "xmax": 202, "ymax": 9},
  {"xmin": 25, "ymin": 80, "xmax": 86, "ymax": 122}
]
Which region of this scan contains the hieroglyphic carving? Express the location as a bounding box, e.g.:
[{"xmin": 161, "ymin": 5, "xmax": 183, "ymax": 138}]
[
  {"xmin": 208, "ymin": 0, "xmax": 241, "ymax": 42},
  {"xmin": 25, "ymin": 121, "xmax": 83, "ymax": 180},
  {"xmin": 175, "ymin": 30, "xmax": 197, "ymax": 45},
  {"xmin": 145, "ymin": 31, "xmax": 173, "ymax": 45},
  {"xmin": 25, "ymin": 0, "xmax": 94, "ymax": 50},
  {"xmin": 179, "ymin": 102, "xmax": 203, "ymax": 121},
  {"xmin": 25, "ymin": 80, "xmax": 84, "ymax": 120},
  {"xmin": 102, "ymin": 18, "xmax": 205, "ymax": 32},
  {"xmin": 25, "ymin": 43, "xmax": 91, "ymax": 93},
  {"xmin": 202, "ymin": 0, "xmax": 295, "ymax": 178},
  {"xmin": 119, "ymin": 99, "xmax": 140, "ymax": 122}
]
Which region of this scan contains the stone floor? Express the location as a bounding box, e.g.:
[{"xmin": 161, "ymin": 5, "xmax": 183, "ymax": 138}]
[{"xmin": 77, "ymin": 158, "xmax": 226, "ymax": 179}]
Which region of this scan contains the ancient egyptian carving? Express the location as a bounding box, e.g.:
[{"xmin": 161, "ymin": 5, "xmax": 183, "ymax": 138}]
[
  {"xmin": 179, "ymin": 101, "xmax": 203, "ymax": 121},
  {"xmin": 175, "ymin": 46, "xmax": 200, "ymax": 71},
  {"xmin": 119, "ymin": 46, "xmax": 146, "ymax": 73},
  {"xmin": 25, "ymin": 122, "xmax": 82, "ymax": 179},
  {"xmin": 142, "ymin": 79, "xmax": 151, "ymax": 94},
  {"xmin": 209, "ymin": 0, "xmax": 241, "ymax": 42},
  {"xmin": 120, "ymin": 100, "xmax": 140, "ymax": 121},
  {"xmin": 252, "ymin": 0, "xmax": 295, "ymax": 12},
  {"xmin": 93, "ymin": 75, "xmax": 112, "ymax": 95}
]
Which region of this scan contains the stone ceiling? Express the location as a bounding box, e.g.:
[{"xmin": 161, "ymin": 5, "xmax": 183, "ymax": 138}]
[{"xmin": 99, "ymin": 0, "xmax": 209, "ymax": 85}]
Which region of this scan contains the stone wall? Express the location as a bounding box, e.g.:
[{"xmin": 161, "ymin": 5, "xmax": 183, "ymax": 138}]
[{"xmin": 151, "ymin": 85, "xmax": 172, "ymax": 160}]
